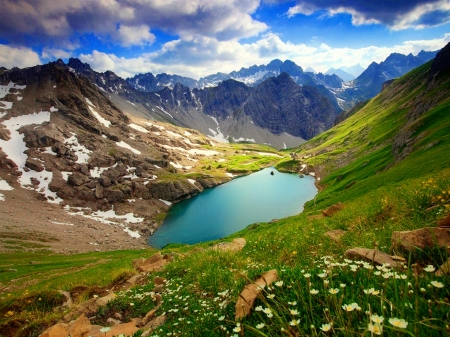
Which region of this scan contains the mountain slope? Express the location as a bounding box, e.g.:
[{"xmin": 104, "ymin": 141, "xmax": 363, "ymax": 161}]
[
  {"xmin": 296, "ymin": 43, "xmax": 450, "ymax": 209},
  {"xmin": 335, "ymin": 50, "xmax": 438, "ymax": 108}
]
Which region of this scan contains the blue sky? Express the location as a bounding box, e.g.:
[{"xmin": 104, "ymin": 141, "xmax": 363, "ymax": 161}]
[{"xmin": 0, "ymin": 0, "xmax": 449, "ymax": 79}]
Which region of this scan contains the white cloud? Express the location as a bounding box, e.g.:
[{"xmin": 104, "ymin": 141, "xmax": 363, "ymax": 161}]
[
  {"xmin": 0, "ymin": 0, "xmax": 267, "ymax": 46},
  {"xmin": 117, "ymin": 24, "xmax": 156, "ymax": 47},
  {"xmin": 78, "ymin": 32, "xmax": 449, "ymax": 79},
  {"xmin": 286, "ymin": 0, "xmax": 450, "ymax": 30},
  {"xmin": 0, "ymin": 44, "xmax": 41, "ymax": 69},
  {"xmin": 42, "ymin": 48, "xmax": 72, "ymax": 60}
]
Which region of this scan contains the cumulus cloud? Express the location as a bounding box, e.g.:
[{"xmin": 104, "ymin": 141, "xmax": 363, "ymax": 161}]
[
  {"xmin": 0, "ymin": 44, "xmax": 41, "ymax": 69},
  {"xmin": 78, "ymin": 32, "xmax": 449, "ymax": 79},
  {"xmin": 117, "ymin": 24, "xmax": 156, "ymax": 47},
  {"xmin": 42, "ymin": 48, "xmax": 72, "ymax": 60},
  {"xmin": 0, "ymin": 0, "xmax": 267, "ymax": 48},
  {"xmin": 286, "ymin": 0, "xmax": 450, "ymax": 29}
]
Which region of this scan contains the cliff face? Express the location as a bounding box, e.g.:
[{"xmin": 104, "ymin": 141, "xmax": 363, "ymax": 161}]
[{"xmin": 241, "ymin": 73, "xmax": 338, "ymax": 139}]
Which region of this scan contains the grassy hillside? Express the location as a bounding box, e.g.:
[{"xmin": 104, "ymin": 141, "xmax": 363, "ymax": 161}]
[{"xmin": 1, "ymin": 53, "xmax": 450, "ymax": 336}]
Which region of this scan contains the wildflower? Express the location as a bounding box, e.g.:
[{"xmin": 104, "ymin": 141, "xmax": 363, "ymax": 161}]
[
  {"xmin": 320, "ymin": 323, "xmax": 332, "ymax": 332},
  {"xmin": 290, "ymin": 309, "xmax": 299, "ymax": 315},
  {"xmin": 328, "ymin": 288, "xmax": 339, "ymax": 294},
  {"xmin": 318, "ymin": 272, "xmax": 327, "ymax": 278},
  {"xmin": 255, "ymin": 305, "xmax": 263, "ymax": 311},
  {"xmin": 129, "ymin": 303, "xmax": 135, "ymax": 306},
  {"xmin": 100, "ymin": 327, "xmax": 111, "ymax": 333},
  {"xmin": 388, "ymin": 318, "xmax": 408, "ymax": 328},
  {"xmin": 324, "ymin": 280, "xmax": 329, "ymax": 285},
  {"xmin": 423, "ymin": 265, "xmax": 436, "ymax": 272},
  {"xmin": 263, "ymin": 307, "xmax": 272, "ymax": 315},
  {"xmin": 218, "ymin": 316, "xmax": 225, "ymax": 321},
  {"xmin": 430, "ymin": 281, "xmax": 444, "ymax": 288},
  {"xmin": 304, "ymin": 273, "xmax": 311, "ymax": 278},
  {"xmin": 340, "ymin": 283, "xmax": 346, "ymax": 288},
  {"xmin": 267, "ymin": 294, "xmax": 275, "ymax": 299},
  {"xmin": 290, "ymin": 319, "xmax": 301, "ymax": 326},
  {"xmin": 364, "ymin": 288, "xmax": 380, "ymax": 295},
  {"xmin": 310, "ymin": 289, "xmax": 319, "ymax": 295},
  {"xmin": 233, "ymin": 325, "xmax": 241, "ymax": 333},
  {"xmin": 371, "ymin": 314, "xmax": 384, "ymax": 324},
  {"xmin": 342, "ymin": 303, "xmax": 361, "ymax": 312},
  {"xmin": 275, "ymin": 281, "xmax": 284, "ymax": 287},
  {"xmin": 420, "ymin": 287, "xmax": 426, "ymax": 292},
  {"xmin": 368, "ymin": 323, "xmax": 383, "ymax": 335},
  {"xmin": 256, "ymin": 323, "xmax": 265, "ymax": 329},
  {"xmin": 288, "ymin": 301, "xmax": 297, "ymax": 306}
]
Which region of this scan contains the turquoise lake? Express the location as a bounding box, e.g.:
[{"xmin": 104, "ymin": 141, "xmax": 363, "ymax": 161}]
[{"xmin": 148, "ymin": 167, "xmax": 318, "ymax": 248}]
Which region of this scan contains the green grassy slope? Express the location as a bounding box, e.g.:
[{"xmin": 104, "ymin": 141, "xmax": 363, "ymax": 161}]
[{"xmin": 2, "ymin": 52, "xmax": 450, "ymax": 336}]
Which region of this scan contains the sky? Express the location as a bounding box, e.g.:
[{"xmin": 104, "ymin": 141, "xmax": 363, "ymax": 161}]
[{"xmin": 0, "ymin": 0, "xmax": 450, "ymax": 79}]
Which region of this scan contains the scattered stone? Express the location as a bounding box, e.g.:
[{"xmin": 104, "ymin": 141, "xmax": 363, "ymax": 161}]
[
  {"xmin": 391, "ymin": 227, "xmax": 450, "ymax": 252},
  {"xmin": 438, "ymin": 214, "xmax": 450, "ymax": 228},
  {"xmin": 324, "ymin": 229, "xmax": 347, "ymax": 241},
  {"xmin": 138, "ymin": 308, "xmax": 159, "ymax": 327},
  {"xmin": 124, "ymin": 274, "xmax": 144, "ymax": 288},
  {"xmin": 390, "ymin": 255, "xmax": 407, "ymax": 263},
  {"xmin": 142, "ymin": 314, "xmax": 167, "ymax": 332},
  {"xmin": 322, "ymin": 202, "xmax": 344, "ymax": 217},
  {"xmin": 211, "ymin": 238, "xmax": 246, "ymax": 252},
  {"xmin": 436, "ymin": 258, "xmax": 450, "ymax": 276},
  {"xmin": 154, "ymin": 276, "xmax": 167, "ymax": 286},
  {"xmin": 113, "ymin": 312, "xmax": 123, "ymax": 320},
  {"xmin": 63, "ymin": 292, "xmax": 116, "ymax": 322},
  {"xmin": 86, "ymin": 320, "xmax": 139, "ymax": 337},
  {"xmin": 235, "ymin": 269, "xmax": 278, "ymax": 320},
  {"xmin": 106, "ymin": 317, "xmax": 121, "ymax": 326},
  {"xmin": 345, "ymin": 248, "xmax": 399, "ymax": 268}
]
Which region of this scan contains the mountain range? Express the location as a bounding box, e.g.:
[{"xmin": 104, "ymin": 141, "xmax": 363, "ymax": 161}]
[{"xmin": 0, "ymin": 49, "xmax": 439, "ymax": 151}]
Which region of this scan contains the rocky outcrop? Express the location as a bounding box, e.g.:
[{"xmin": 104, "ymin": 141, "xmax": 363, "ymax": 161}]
[
  {"xmin": 147, "ymin": 180, "xmax": 202, "ymax": 202},
  {"xmin": 391, "ymin": 227, "xmax": 450, "ymax": 252},
  {"xmin": 241, "ymin": 73, "xmax": 338, "ymax": 139}
]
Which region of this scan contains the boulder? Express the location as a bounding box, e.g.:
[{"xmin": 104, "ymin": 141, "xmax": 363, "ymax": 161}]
[
  {"xmin": 324, "ymin": 229, "xmax": 347, "ymax": 241},
  {"xmin": 25, "ymin": 158, "xmax": 44, "ymax": 172},
  {"xmin": 104, "ymin": 188, "xmax": 124, "ymax": 202},
  {"xmin": 39, "ymin": 323, "xmax": 70, "ymax": 337},
  {"xmin": 98, "ymin": 176, "xmax": 112, "ymax": 188},
  {"xmin": 68, "ymin": 313, "xmax": 91, "ymax": 337},
  {"xmin": 68, "ymin": 172, "xmax": 89, "ymax": 186},
  {"xmin": 322, "ymin": 202, "xmax": 344, "ymax": 217},
  {"xmin": 23, "ymin": 123, "xmax": 64, "ymax": 148},
  {"xmin": 345, "ymin": 248, "xmax": 399, "ymax": 268},
  {"xmin": 235, "ymin": 269, "xmax": 278, "ymax": 320},
  {"xmin": 94, "ymin": 183, "xmax": 104, "ymax": 199},
  {"xmin": 391, "ymin": 227, "xmax": 450, "ymax": 252}
]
